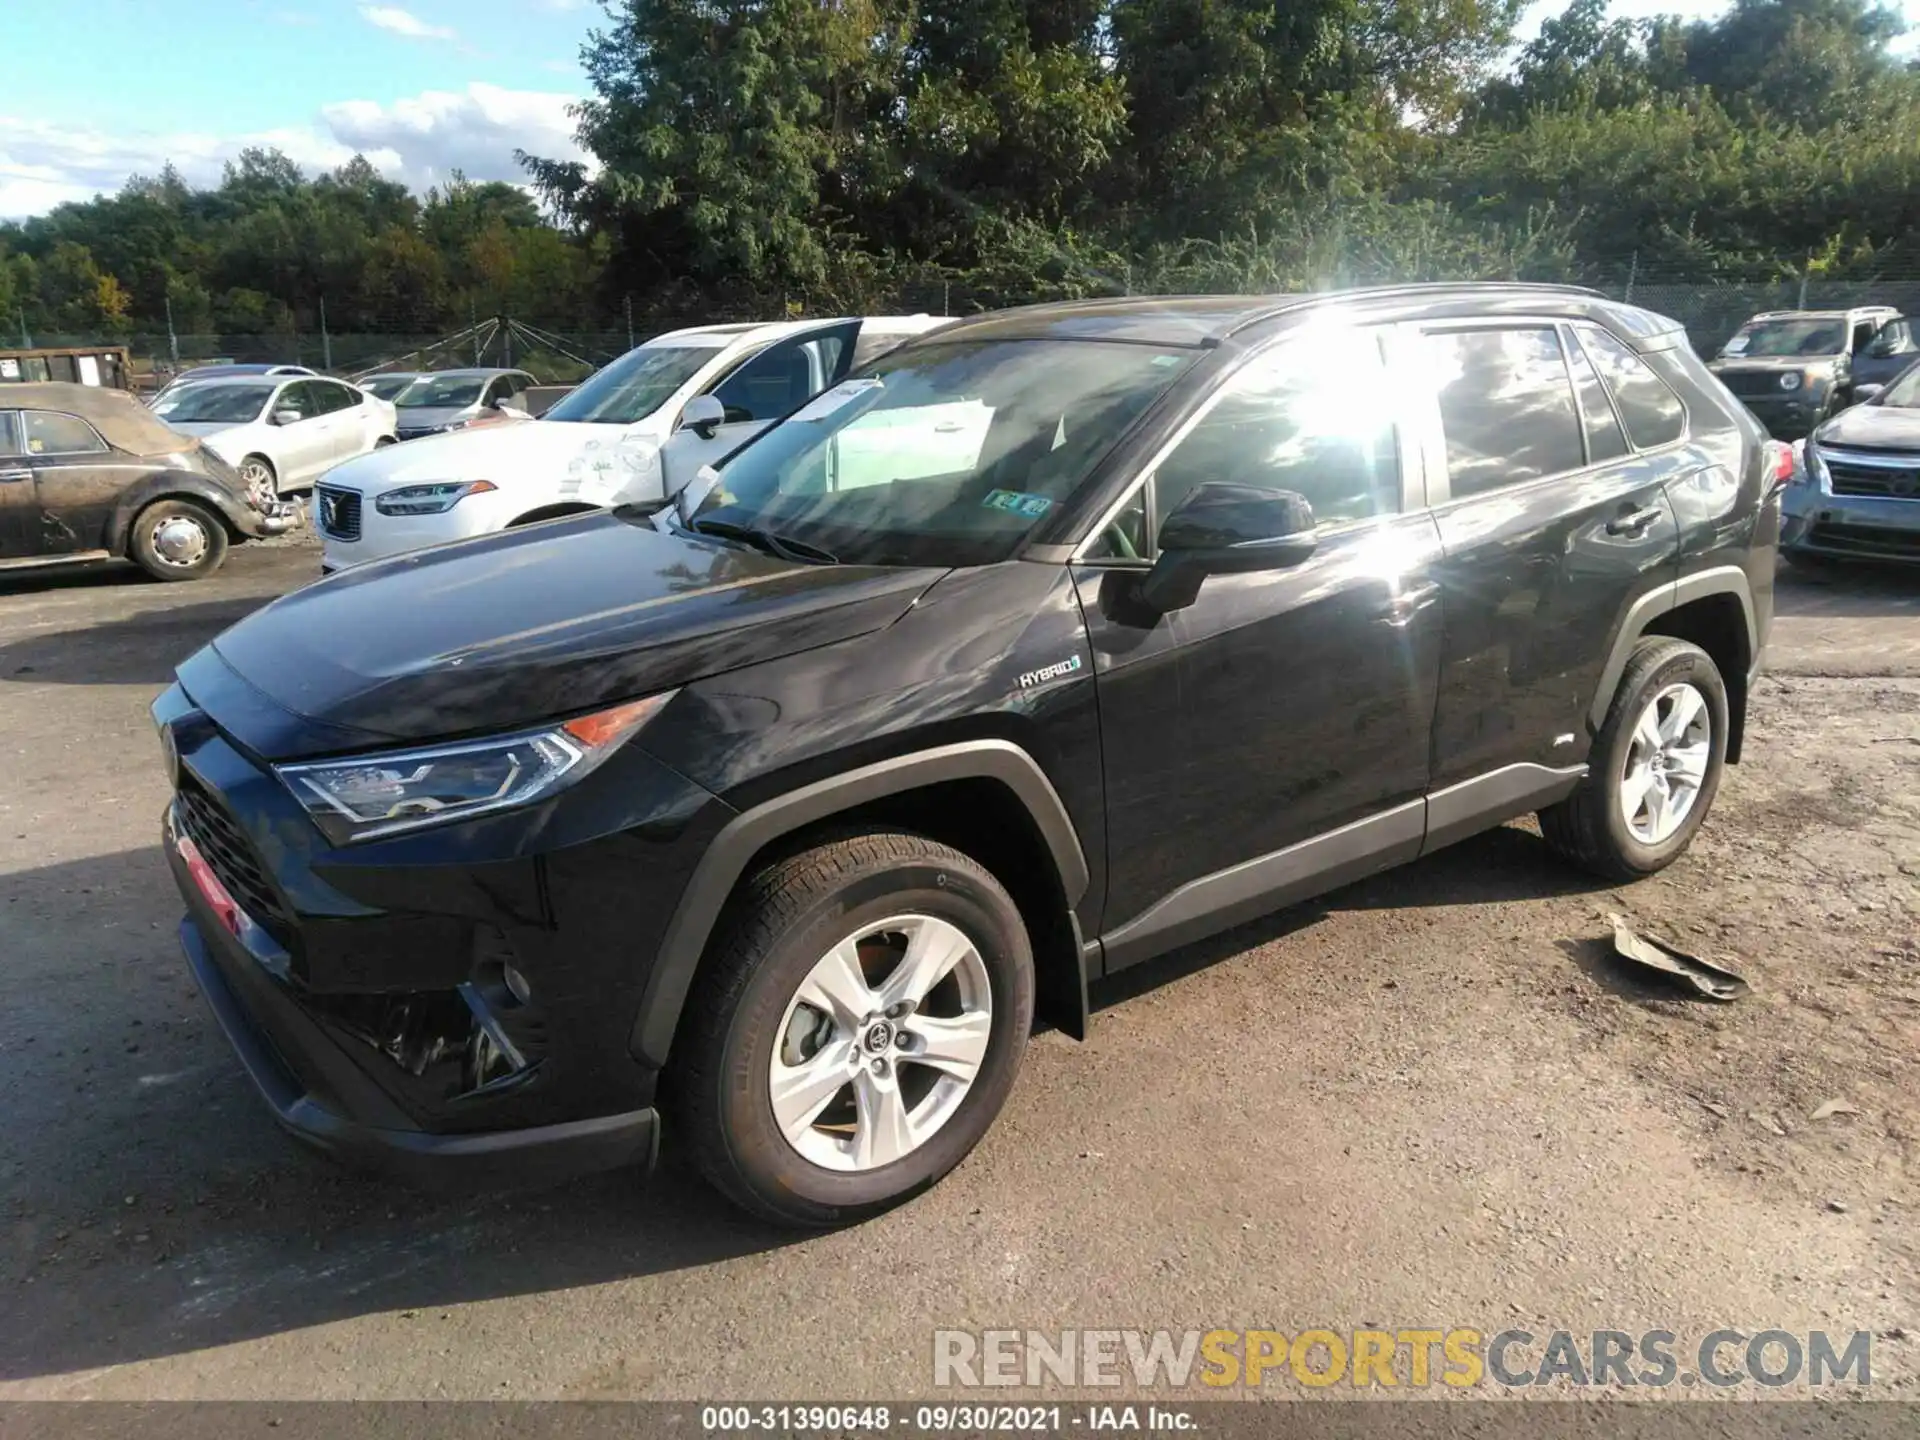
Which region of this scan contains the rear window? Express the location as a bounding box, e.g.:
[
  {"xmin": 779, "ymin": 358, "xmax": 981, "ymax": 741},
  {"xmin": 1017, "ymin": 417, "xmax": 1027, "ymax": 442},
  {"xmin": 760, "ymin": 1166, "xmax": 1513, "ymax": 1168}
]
[
  {"xmin": 1428, "ymin": 327, "xmax": 1586, "ymax": 498},
  {"xmin": 1576, "ymin": 324, "xmax": 1686, "ymax": 449}
]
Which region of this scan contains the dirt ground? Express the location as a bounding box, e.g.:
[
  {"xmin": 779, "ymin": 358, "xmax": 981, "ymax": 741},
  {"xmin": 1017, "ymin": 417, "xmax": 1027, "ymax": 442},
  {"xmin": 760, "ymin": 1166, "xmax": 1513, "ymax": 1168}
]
[{"xmin": 0, "ymin": 534, "xmax": 1915, "ymax": 1402}]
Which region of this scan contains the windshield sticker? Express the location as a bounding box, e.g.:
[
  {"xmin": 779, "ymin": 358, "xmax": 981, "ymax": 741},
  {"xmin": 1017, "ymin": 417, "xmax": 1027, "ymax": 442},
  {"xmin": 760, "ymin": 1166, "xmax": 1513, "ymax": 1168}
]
[
  {"xmin": 983, "ymin": 489, "xmax": 1053, "ymax": 518},
  {"xmin": 1723, "ymin": 335, "xmax": 1750, "ymax": 354},
  {"xmin": 789, "ymin": 376, "xmax": 884, "ymax": 423}
]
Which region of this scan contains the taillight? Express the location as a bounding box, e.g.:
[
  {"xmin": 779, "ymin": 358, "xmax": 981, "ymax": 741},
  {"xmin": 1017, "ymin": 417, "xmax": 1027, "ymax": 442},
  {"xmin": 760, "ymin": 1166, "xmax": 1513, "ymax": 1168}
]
[{"xmin": 1765, "ymin": 440, "xmax": 1796, "ymax": 487}]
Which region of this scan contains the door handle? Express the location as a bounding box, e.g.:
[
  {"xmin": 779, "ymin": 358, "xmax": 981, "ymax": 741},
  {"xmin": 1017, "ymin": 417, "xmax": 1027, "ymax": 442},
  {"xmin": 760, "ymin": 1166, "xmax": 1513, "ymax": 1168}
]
[
  {"xmin": 1376, "ymin": 581, "xmax": 1439, "ymax": 626},
  {"xmin": 0, "ymin": 469, "xmax": 31, "ymax": 484},
  {"xmin": 1606, "ymin": 503, "xmax": 1664, "ymax": 537}
]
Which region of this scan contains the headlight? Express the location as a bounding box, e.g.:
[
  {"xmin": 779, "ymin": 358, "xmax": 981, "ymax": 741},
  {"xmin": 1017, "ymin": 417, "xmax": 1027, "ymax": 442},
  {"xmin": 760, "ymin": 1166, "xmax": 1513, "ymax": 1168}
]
[
  {"xmin": 374, "ymin": 480, "xmax": 498, "ymax": 516},
  {"xmin": 274, "ymin": 692, "xmax": 674, "ymax": 843},
  {"xmin": 1779, "ymin": 373, "xmax": 1803, "ymax": 392}
]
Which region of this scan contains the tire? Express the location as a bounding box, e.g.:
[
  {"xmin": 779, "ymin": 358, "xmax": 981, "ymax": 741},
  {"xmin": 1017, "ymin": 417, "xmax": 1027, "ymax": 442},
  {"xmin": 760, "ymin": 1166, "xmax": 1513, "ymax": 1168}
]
[
  {"xmin": 129, "ymin": 499, "xmax": 229, "ymax": 583},
  {"xmin": 1539, "ymin": 637, "xmax": 1728, "ymax": 882},
  {"xmin": 237, "ymin": 455, "xmax": 277, "ymax": 509},
  {"xmin": 672, "ymin": 830, "xmax": 1035, "ymax": 1228}
]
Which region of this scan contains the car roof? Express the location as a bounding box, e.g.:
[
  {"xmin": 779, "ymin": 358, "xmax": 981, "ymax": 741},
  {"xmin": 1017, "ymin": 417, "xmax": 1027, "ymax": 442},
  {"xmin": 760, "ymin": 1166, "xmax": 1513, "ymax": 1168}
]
[
  {"xmin": 406, "ymin": 367, "xmax": 529, "ymax": 378},
  {"xmin": 166, "ymin": 373, "xmax": 301, "ymax": 389},
  {"xmin": 2, "ymin": 381, "xmax": 206, "ymax": 456},
  {"xmin": 1747, "ymin": 308, "xmax": 1898, "ymax": 320},
  {"xmin": 919, "ymin": 284, "xmax": 1631, "ymax": 348},
  {"xmin": 654, "ymin": 314, "xmax": 950, "ymax": 347}
]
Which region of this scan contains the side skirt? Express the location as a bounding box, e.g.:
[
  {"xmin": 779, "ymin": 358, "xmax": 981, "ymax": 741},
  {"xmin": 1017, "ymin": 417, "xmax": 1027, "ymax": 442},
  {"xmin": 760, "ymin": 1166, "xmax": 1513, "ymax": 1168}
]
[{"xmin": 1099, "ymin": 762, "xmax": 1586, "ymax": 974}]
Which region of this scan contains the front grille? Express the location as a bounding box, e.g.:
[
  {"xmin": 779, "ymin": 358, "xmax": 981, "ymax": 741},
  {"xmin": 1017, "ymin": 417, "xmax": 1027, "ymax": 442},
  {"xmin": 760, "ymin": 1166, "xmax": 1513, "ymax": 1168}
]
[
  {"xmin": 1719, "ymin": 372, "xmax": 1792, "ymax": 400},
  {"xmin": 1827, "ymin": 460, "xmax": 1920, "ymax": 500},
  {"xmin": 315, "ymin": 484, "xmax": 361, "ymax": 541},
  {"xmin": 175, "ymin": 779, "xmax": 293, "ymax": 940},
  {"xmin": 1807, "ymin": 521, "xmax": 1920, "ymax": 557}
]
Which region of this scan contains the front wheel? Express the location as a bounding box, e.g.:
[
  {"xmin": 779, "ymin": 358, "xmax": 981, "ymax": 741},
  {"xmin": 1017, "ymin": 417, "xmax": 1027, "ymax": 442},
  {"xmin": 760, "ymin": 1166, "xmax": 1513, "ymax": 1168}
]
[
  {"xmin": 237, "ymin": 454, "xmax": 277, "ymax": 508},
  {"xmin": 1539, "ymin": 637, "xmax": 1728, "ymax": 881},
  {"xmin": 129, "ymin": 499, "xmax": 229, "ymax": 582},
  {"xmin": 672, "ymin": 831, "xmax": 1034, "ymax": 1227}
]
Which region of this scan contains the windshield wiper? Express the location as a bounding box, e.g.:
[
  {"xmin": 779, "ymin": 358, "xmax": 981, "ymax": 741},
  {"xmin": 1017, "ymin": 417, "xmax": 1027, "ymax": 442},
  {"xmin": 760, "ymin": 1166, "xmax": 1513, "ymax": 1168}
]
[{"xmin": 688, "ymin": 516, "xmax": 838, "ymax": 566}]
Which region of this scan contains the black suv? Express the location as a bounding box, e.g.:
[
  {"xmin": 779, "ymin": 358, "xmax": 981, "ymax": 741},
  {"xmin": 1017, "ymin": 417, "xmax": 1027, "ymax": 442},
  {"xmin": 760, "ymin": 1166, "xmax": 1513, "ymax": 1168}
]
[{"xmin": 154, "ymin": 285, "xmax": 1779, "ymax": 1226}]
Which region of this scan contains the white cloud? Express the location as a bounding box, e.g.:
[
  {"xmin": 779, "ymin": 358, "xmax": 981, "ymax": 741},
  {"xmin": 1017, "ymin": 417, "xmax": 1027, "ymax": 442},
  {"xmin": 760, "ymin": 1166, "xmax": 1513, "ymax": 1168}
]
[
  {"xmin": 360, "ymin": 6, "xmax": 455, "ymax": 41},
  {"xmin": 0, "ymin": 84, "xmax": 584, "ymax": 218}
]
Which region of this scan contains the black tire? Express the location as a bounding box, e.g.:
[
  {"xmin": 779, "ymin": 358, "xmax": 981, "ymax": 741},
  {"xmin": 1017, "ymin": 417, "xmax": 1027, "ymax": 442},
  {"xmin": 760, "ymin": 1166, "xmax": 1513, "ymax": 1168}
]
[
  {"xmin": 1539, "ymin": 637, "xmax": 1728, "ymax": 882},
  {"xmin": 128, "ymin": 498, "xmax": 229, "ymax": 582},
  {"xmin": 672, "ymin": 830, "xmax": 1034, "ymax": 1228}
]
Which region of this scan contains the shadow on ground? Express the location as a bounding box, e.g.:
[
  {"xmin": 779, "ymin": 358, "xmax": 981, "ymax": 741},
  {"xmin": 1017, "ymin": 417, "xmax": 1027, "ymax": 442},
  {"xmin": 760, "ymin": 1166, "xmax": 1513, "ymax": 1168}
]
[
  {"xmin": 2, "ymin": 823, "xmax": 1623, "ymax": 1382},
  {"xmin": 0, "ymin": 597, "xmax": 276, "ymax": 686}
]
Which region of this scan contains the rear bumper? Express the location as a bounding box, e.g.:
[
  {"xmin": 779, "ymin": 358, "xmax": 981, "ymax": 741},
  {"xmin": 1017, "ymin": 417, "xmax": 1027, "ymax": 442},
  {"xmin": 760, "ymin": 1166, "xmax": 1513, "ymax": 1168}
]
[
  {"xmin": 241, "ymin": 501, "xmax": 301, "ymax": 538},
  {"xmin": 181, "ymin": 912, "xmax": 660, "ymax": 1189}
]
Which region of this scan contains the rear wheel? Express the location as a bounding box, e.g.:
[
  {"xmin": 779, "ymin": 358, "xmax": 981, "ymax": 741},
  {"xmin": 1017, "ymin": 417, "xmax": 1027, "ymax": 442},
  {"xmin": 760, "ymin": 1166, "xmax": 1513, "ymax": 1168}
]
[
  {"xmin": 672, "ymin": 831, "xmax": 1034, "ymax": 1227},
  {"xmin": 129, "ymin": 499, "xmax": 228, "ymax": 582},
  {"xmin": 1539, "ymin": 637, "xmax": 1727, "ymax": 881}
]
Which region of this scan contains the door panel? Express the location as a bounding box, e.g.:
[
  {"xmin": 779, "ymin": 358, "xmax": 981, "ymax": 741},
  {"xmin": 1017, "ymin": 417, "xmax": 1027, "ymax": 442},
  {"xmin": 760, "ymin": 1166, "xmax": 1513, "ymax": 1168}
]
[
  {"xmin": 18, "ymin": 409, "xmax": 128, "ymax": 554},
  {"xmin": 274, "ymin": 382, "xmax": 334, "ymax": 485},
  {"xmin": 0, "ymin": 412, "xmax": 37, "ymax": 559},
  {"xmin": 1080, "ymin": 327, "xmax": 1444, "ymax": 967},
  {"xmin": 1418, "ymin": 323, "xmax": 1682, "ymax": 791}
]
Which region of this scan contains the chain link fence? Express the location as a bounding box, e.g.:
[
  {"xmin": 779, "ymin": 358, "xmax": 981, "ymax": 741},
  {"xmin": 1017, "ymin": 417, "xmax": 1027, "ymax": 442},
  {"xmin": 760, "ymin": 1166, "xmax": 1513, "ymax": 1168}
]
[{"xmin": 30, "ymin": 271, "xmax": 1920, "ymax": 389}]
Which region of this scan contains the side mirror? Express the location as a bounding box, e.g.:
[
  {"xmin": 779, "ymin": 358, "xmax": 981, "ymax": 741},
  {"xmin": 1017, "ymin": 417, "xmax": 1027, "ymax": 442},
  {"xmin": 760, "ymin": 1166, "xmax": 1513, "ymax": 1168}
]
[
  {"xmin": 1138, "ymin": 481, "xmax": 1318, "ymax": 614},
  {"xmin": 679, "ymin": 394, "xmax": 726, "ymax": 440},
  {"xmin": 271, "ymin": 408, "xmax": 302, "ymax": 427},
  {"xmin": 1854, "ymin": 383, "xmax": 1883, "ymax": 403}
]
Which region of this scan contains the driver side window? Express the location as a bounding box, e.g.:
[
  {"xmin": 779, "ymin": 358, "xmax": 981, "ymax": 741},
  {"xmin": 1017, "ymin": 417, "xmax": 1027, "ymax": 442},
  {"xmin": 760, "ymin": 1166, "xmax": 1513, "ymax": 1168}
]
[
  {"xmin": 275, "ymin": 383, "xmax": 318, "ymax": 422},
  {"xmin": 708, "ymin": 324, "xmax": 859, "ymax": 425},
  {"xmin": 1092, "ymin": 332, "xmax": 1401, "ymax": 559}
]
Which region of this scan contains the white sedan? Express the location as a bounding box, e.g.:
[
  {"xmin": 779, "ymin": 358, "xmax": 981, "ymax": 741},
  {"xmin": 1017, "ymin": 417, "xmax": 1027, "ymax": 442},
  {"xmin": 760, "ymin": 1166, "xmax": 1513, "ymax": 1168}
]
[
  {"xmin": 311, "ymin": 314, "xmax": 950, "ymax": 571},
  {"xmin": 153, "ymin": 375, "xmax": 398, "ymax": 498}
]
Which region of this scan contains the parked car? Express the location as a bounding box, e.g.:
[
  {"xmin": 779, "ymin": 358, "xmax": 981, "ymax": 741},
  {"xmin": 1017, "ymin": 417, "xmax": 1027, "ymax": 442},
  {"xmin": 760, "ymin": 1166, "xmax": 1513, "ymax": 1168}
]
[
  {"xmin": 359, "ymin": 372, "xmax": 424, "ymax": 403},
  {"xmin": 151, "ymin": 363, "xmax": 317, "ymax": 408},
  {"xmin": 312, "ymin": 315, "xmax": 951, "ymax": 572},
  {"xmin": 1844, "ymin": 315, "xmax": 1920, "ymax": 401},
  {"xmin": 1, "ymin": 382, "xmax": 295, "ymax": 581},
  {"xmin": 152, "ymin": 374, "xmax": 398, "ymax": 498},
  {"xmin": 1706, "ymin": 306, "xmax": 1901, "ymax": 437},
  {"xmin": 154, "ymin": 285, "xmax": 1778, "ymax": 1224},
  {"xmin": 390, "ymin": 368, "xmax": 538, "ymax": 441},
  {"xmin": 1791, "ymin": 355, "xmax": 1920, "ymax": 563}
]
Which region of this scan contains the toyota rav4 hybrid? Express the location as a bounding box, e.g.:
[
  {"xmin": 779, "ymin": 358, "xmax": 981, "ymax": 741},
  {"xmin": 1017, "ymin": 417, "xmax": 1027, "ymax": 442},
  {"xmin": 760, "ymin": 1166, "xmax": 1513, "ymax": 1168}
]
[{"xmin": 154, "ymin": 286, "xmax": 1780, "ymax": 1227}]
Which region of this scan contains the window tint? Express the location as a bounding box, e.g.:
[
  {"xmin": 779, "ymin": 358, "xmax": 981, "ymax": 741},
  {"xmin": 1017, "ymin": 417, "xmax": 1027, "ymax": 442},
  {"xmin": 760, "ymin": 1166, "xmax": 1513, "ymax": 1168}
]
[
  {"xmin": 314, "ymin": 381, "xmax": 359, "ymax": 414},
  {"xmin": 1148, "ymin": 330, "xmax": 1401, "ymax": 540},
  {"xmin": 275, "ymin": 383, "xmax": 319, "ymax": 421},
  {"xmin": 1564, "ymin": 331, "xmax": 1629, "ymax": 464},
  {"xmin": 1429, "ymin": 328, "xmax": 1585, "ymax": 498},
  {"xmin": 1575, "ymin": 324, "xmax": 1686, "ymax": 449},
  {"xmin": 23, "ymin": 410, "xmax": 108, "ymax": 455}
]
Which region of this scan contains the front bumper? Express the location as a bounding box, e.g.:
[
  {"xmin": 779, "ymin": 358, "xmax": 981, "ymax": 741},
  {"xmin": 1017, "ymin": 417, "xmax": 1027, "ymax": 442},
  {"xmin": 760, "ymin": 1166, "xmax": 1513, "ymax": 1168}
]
[
  {"xmin": 154, "ymin": 673, "xmax": 722, "ymax": 1189},
  {"xmin": 242, "ymin": 500, "xmax": 301, "ymax": 539},
  {"xmin": 179, "ymin": 910, "xmax": 658, "ymax": 1189},
  {"xmin": 1782, "ymin": 487, "xmax": 1920, "ymax": 563},
  {"xmin": 1733, "ymin": 391, "xmax": 1828, "ymax": 439},
  {"xmin": 313, "ymin": 489, "xmax": 507, "ymax": 570}
]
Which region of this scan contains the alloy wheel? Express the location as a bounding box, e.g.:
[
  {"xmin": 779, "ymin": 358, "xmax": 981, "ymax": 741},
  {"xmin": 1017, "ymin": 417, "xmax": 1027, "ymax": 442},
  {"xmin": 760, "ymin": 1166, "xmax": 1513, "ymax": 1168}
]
[
  {"xmin": 768, "ymin": 914, "xmax": 993, "ymax": 1173},
  {"xmin": 1620, "ymin": 681, "xmax": 1712, "ymax": 844}
]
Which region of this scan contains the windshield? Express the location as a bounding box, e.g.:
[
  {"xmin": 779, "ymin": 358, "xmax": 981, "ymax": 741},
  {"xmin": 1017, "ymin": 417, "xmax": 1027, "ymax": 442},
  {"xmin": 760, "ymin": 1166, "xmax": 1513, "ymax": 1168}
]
[
  {"xmin": 397, "ymin": 375, "xmax": 486, "ymax": 408},
  {"xmin": 680, "ymin": 338, "xmax": 1195, "ymax": 567},
  {"xmin": 1722, "ymin": 319, "xmax": 1846, "ymax": 358},
  {"xmin": 362, "ymin": 375, "xmax": 416, "ymax": 400},
  {"xmin": 152, "ymin": 385, "xmax": 273, "ymax": 424},
  {"xmin": 544, "ymin": 345, "xmax": 714, "ymax": 424},
  {"xmin": 1877, "ymin": 363, "xmax": 1920, "ymax": 407}
]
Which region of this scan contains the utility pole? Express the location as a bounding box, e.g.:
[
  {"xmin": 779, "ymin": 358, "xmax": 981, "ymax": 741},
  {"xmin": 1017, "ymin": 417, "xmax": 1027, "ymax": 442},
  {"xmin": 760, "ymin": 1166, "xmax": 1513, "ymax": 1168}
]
[
  {"xmin": 471, "ymin": 302, "xmax": 481, "ymax": 365},
  {"xmin": 319, "ymin": 296, "xmax": 332, "ymax": 372},
  {"xmin": 503, "ymin": 316, "xmax": 513, "ymax": 369},
  {"xmin": 19, "ymin": 308, "xmax": 31, "ymax": 348},
  {"xmin": 624, "ymin": 293, "xmax": 634, "ymax": 351},
  {"xmin": 1798, "ymin": 254, "xmax": 1812, "ymax": 310},
  {"xmin": 164, "ymin": 294, "xmax": 180, "ymax": 367},
  {"xmin": 1624, "ymin": 252, "xmax": 1638, "ymax": 305}
]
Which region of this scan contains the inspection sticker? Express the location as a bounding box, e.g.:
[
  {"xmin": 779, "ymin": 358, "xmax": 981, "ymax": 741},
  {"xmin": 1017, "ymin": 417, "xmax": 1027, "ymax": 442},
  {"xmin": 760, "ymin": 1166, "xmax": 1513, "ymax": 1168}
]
[{"xmin": 982, "ymin": 489, "xmax": 1053, "ymax": 518}]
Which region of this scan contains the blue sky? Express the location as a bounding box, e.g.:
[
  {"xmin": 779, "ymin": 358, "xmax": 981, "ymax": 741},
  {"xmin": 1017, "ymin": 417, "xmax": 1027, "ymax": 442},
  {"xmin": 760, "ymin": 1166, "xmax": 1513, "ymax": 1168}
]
[{"xmin": 2, "ymin": 0, "xmax": 1915, "ymax": 218}]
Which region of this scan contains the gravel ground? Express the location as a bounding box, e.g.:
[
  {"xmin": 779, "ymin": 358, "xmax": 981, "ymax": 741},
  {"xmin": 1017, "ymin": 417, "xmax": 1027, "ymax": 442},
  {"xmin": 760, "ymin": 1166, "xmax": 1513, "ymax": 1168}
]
[{"xmin": 0, "ymin": 536, "xmax": 1915, "ymax": 1402}]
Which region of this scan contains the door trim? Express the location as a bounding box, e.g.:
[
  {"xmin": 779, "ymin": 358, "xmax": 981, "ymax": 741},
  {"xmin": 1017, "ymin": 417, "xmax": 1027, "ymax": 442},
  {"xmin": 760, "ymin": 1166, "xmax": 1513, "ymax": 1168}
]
[
  {"xmin": 1421, "ymin": 762, "xmax": 1586, "ymax": 856},
  {"xmin": 1100, "ymin": 799, "xmax": 1426, "ymax": 971}
]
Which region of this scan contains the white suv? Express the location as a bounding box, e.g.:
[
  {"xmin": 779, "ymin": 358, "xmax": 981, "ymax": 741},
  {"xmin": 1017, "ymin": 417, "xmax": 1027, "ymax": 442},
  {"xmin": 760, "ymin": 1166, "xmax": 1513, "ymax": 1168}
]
[{"xmin": 312, "ymin": 315, "xmax": 951, "ymax": 571}]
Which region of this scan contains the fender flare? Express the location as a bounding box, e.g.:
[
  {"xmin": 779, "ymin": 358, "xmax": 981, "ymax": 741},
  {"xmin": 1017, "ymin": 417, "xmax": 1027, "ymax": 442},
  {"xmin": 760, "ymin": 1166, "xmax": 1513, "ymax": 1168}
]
[
  {"xmin": 1589, "ymin": 563, "xmax": 1758, "ymax": 730},
  {"xmin": 109, "ymin": 472, "xmax": 254, "ymax": 554},
  {"xmin": 629, "ymin": 739, "xmax": 1090, "ymax": 1068}
]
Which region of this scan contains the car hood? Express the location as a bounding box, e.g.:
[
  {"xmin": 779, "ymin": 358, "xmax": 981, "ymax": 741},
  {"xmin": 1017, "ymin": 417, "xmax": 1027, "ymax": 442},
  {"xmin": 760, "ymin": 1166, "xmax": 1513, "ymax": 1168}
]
[
  {"xmin": 322, "ymin": 418, "xmax": 659, "ymax": 495},
  {"xmin": 1814, "ymin": 402, "xmax": 1920, "ymax": 450},
  {"xmin": 198, "ymin": 509, "xmax": 946, "ymax": 757}
]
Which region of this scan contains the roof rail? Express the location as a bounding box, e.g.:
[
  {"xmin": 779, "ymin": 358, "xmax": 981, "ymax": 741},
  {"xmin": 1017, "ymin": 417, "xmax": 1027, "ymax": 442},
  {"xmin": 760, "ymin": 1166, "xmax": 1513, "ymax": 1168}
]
[{"xmin": 1217, "ymin": 280, "xmax": 1610, "ymax": 339}]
